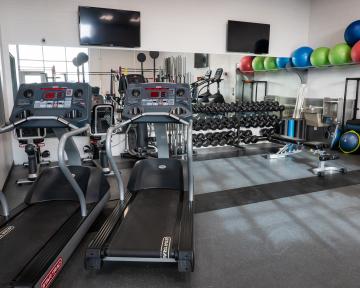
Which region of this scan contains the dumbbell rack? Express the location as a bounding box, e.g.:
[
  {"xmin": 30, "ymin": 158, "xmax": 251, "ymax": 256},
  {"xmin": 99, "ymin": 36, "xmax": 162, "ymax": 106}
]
[{"xmin": 192, "ymin": 101, "xmax": 284, "ymax": 149}]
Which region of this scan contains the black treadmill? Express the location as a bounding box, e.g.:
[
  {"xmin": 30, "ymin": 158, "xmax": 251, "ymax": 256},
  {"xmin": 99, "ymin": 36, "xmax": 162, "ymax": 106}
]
[
  {"xmin": 85, "ymin": 82, "xmax": 195, "ymax": 272},
  {"xmin": 0, "ymin": 82, "xmax": 110, "ymax": 288}
]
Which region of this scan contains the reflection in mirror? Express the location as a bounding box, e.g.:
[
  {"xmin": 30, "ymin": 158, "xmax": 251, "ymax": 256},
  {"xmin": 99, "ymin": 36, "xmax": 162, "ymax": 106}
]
[{"xmin": 9, "ymin": 44, "xmax": 301, "ymax": 109}]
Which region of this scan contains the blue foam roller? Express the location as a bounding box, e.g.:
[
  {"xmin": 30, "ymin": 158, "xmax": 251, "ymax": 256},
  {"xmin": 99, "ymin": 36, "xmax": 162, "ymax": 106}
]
[{"xmin": 287, "ymin": 119, "xmax": 295, "ymax": 137}]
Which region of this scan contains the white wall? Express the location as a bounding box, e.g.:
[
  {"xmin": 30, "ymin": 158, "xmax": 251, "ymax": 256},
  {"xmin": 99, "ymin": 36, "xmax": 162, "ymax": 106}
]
[
  {"xmin": 0, "ymin": 0, "xmax": 311, "ymax": 55},
  {"xmin": 307, "ymin": 0, "xmax": 360, "ymax": 105}
]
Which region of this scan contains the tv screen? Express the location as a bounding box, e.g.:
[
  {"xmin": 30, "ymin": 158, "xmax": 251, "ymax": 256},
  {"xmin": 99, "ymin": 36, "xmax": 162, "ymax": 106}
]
[
  {"xmin": 194, "ymin": 53, "xmax": 209, "ymax": 68},
  {"xmin": 79, "ymin": 6, "xmax": 140, "ymax": 47},
  {"xmin": 227, "ymin": 20, "xmax": 270, "ymax": 53}
]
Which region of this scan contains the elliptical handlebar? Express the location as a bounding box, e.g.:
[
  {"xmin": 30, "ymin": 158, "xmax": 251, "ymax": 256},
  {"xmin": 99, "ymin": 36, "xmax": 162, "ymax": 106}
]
[{"xmin": 106, "ymin": 112, "xmax": 193, "ymax": 202}]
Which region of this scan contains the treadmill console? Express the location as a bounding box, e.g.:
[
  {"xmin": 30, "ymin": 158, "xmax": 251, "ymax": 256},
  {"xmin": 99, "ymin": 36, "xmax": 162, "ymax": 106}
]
[
  {"xmin": 123, "ymin": 83, "xmax": 192, "ymax": 122},
  {"xmin": 10, "ymin": 82, "xmax": 92, "ymax": 128}
]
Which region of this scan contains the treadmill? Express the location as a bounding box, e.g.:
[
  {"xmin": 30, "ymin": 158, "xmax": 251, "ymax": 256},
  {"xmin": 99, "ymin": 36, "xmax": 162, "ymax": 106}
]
[
  {"xmin": 0, "ymin": 82, "xmax": 110, "ymax": 288},
  {"xmin": 85, "ymin": 82, "xmax": 195, "ymax": 272}
]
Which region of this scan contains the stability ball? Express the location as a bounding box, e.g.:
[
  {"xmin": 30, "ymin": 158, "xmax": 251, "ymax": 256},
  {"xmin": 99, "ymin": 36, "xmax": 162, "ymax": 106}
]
[
  {"xmin": 239, "ymin": 56, "xmax": 254, "ymax": 72},
  {"xmin": 252, "ymin": 56, "xmax": 265, "ymax": 71},
  {"xmin": 310, "ymin": 47, "xmax": 330, "ymax": 67},
  {"xmin": 264, "ymin": 57, "xmax": 278, "ymax": 70},
  {"xmin": 345, "ymin": 20, "xmax": 360, "ymax": 46},
  {"xmin": 276, "ymin": 57, "xmax": 290, "ymax": 69},
  {"xmin": 291, "ymin": 47, "xmax": 313, "ymax": 68},
  {"xmin": 329, "ymin": 43, "xmax": 352, "ymax": 65},
  {"xmin": 339, "ymin": 130, "xmax": 360, "ymax": 153},
  {"xmin": 351, "ymin": 40, "xmax": 360, "ymax": 62}
]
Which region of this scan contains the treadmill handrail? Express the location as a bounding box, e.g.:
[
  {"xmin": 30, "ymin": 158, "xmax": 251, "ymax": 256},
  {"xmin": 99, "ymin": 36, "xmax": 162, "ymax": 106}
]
[
  {"xmin": 58, "ymin": 124, "xmax": 90, "ymax": 217},
  {"xmin": 106, "ymin": 112, "xmax": 193, "ymax": 202},
  {"xmin": 0, "ymin": 116, "xmax": 80, "ymax": 133},
  {"xmin": 0, "ymin": 191, "xmax": 9, "ymax": 217}
]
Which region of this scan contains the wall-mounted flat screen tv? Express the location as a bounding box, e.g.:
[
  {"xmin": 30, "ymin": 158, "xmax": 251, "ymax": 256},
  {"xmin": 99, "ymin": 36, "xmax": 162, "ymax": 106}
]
[
  {"xmin": 79, "ymin": 6, "xmax": 140, "ymax": 47},
  {"xmin": 194, "ymin": 53, "xmax": 209, "ymax": 68},
  {"xmin": 227, "ymin": 20, "xmax": 270, "ymax": 53}
]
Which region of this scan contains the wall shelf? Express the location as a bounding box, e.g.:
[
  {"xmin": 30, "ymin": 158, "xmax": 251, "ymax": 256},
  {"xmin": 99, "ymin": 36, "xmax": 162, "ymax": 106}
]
[{"xmin": 240, "ymin": 61, "xmax": 360, "ymax": 74}]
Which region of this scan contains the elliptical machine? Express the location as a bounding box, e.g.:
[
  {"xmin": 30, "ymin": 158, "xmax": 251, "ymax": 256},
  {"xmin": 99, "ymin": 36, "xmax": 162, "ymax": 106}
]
[
  {"xmin": 84, "ymin": 104, "xmax": 115, "ymax": 176},
  {"xmin": 191, "ymin": 70, "xmax": 212, "ymax": 101},
  {"xmin": 209, "ymin": 68, "xmax": 225, "ymax": 103},
  {"xmin": 15, "ymin": 127, "xmax": 50, "ymax": 185},
  {"xmin": 196, "ymin": 68, "xmax": 225, "ymax": 103}
]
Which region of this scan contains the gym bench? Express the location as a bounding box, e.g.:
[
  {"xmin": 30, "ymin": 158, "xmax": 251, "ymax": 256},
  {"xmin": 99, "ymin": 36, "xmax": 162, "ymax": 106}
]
[{"xmin": 266, "ymin": 134, "xmax": 346, "ymax": 176}]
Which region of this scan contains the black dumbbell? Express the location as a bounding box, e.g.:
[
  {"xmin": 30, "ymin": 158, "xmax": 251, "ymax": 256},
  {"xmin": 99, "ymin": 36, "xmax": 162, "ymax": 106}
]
[
  {"xmin": 243, "ymin": 135, "xmax": 252, "ymax": 144},
  {"xmin": 244, "ymin": 117, "xmax": 252, "ymax": 128}
]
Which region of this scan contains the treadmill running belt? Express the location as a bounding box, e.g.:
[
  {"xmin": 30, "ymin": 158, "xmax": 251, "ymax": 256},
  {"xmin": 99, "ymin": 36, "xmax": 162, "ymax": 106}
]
[
  {"xmin": 0, "ymin": 201, "xmax": 79, "ymax": 287},
  {"xmin": 106, "ymin": 189, "xmax": 181, "ymax": 258}
]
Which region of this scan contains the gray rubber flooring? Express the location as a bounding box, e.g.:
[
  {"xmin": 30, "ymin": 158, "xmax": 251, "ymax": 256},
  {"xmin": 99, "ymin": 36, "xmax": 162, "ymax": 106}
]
[
  {"xmin": 193, "ymin": 151, "xmax": 359, "ymax": 194},
  {"xmin": 2, "ymin": 145, "xmax": 360, "ymax": 287},
  {"xmin": 54, "ymin": 184, "xmax": 360, "ymax": 288}
]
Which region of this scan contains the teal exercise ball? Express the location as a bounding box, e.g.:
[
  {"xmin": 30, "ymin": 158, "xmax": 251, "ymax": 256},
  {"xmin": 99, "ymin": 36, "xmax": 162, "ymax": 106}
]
[
  {"xmin": 291, "ymin": 46, "xmax": 313, "ymax": 67},
  {"xmin": 339, "ymin": 130, "xmax": 360, "ymax": 153},
  {"xmin": 276, "ymin": 57, "xmax": 290, "ymax": 69}
]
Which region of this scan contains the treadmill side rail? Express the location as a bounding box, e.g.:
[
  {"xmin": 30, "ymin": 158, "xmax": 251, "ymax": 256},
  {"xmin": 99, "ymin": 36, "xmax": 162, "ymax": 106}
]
[
  {"xmin": 0, "ymin": 191, "xmax": 9, "ymax": 217},
  {"xmin": 85, "ymin": 195, "xmax": 131, "ymax": 270},
  {"xmin": 178, "ymin": 202, "xmax": 194, "ymax": 272},
  {"xmin": 58, "ymin": 124, "xmax": 90, "ymax": 217}
]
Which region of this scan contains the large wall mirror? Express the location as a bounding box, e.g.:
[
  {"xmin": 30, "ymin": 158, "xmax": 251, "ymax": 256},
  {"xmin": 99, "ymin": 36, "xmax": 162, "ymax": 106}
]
[{"xmin": 8, "ymin": 44, "xmax": 301, "ymax": 110}]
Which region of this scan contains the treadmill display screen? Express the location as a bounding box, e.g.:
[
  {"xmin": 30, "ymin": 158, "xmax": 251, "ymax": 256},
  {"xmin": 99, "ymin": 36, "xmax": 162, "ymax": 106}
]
[
  {"xmin": 43, "ymin": 92, "xmax": 64, "ymax": 100},
  {"xmin": 145, "ymin": 87, "xmax": 174, "ymax": 98},
  {"xmin": 150, "ymin": 91, "xmax": 160, "ymax": 98}
]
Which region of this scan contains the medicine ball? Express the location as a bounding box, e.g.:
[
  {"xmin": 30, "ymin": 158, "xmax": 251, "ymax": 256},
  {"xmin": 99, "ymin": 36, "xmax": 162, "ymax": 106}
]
[
  {"xmin": 339, "ymin": 130, "xmax": 360, "ymax": 154},
  {"xmin": 239, "ymin": 56, "xmax": 254, "ymax": 72},
  {"xmin": 276, "ymin": 57, "xmax": 290, "ymax": 69},
  {"xmin": 252, "ymin": 56, "xmax": 265, "ymax": 71},
  {"xmin": 351, "ymin": 40, "xmax": 360, "ymax": 62},
  {"xmin": 344, "ymin": 20, "xmax": 360, "ymax": 46},
  {"xmin": 329, "ymin": 43, "xmax": 352, "ymax": 65},
  {"xmin": 291, "ymin": 47, "xmax": 313, "ymax": 68},
  {"xmin": 310, "ymin": 47, "xmax": 330, "ymax": 67},
  {"xmin": 264, "ymin": 57, "xmax": 278, "ymax": 70}
]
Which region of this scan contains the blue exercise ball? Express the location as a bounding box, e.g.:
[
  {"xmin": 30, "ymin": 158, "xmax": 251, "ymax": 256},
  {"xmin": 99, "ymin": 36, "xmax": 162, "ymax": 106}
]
[
  {"xmin": 339, "ymin": 130, "xmax": 360, "ymax": 153},
  {"xmin": 345, "ymin": 20, "xmax": 360, "ymax": 46},
  {"xmin": 291, "ymin": 47, "xmax": 313, "ymax": 67},
  {"xmin": 276, "ymin": 57, "xmax": 291, "ymax": 69}
]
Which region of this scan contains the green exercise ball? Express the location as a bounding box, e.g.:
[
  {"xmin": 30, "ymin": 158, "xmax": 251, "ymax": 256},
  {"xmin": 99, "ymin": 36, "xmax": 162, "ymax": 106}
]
[
  {"xmin": 329, "ymin": 43, "xmax": 352, "ymax": 65},
  {"xmin": 252, "ymin": 56, "xmax": 265, "ymax": 71},
  {"xmin": 264, "ymin": 57, "xmax": 278, "ymax": 70},
  {"xmin": 310, "ymin": 47, "xmax": 330, "ymax": 67}
]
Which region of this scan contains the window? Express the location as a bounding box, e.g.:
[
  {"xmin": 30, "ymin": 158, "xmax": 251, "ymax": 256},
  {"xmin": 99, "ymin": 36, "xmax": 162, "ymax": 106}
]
[{"xmin": 13, "ymin": 45, "xmax": 89, "ymax": 84}]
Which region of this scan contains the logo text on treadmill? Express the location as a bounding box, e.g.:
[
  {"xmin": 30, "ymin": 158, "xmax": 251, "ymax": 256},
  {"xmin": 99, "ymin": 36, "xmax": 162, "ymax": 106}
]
[
  {"xmin": 160, "ymin": 236, "xmax": 172, "ymax": 258},
  {"xmin": 41, "ymin": 257, "xmax": 63, "ymax": 288},
  {"xmin": 0, "ymin": 225, "xmax": 15, "ymax": 240}
]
